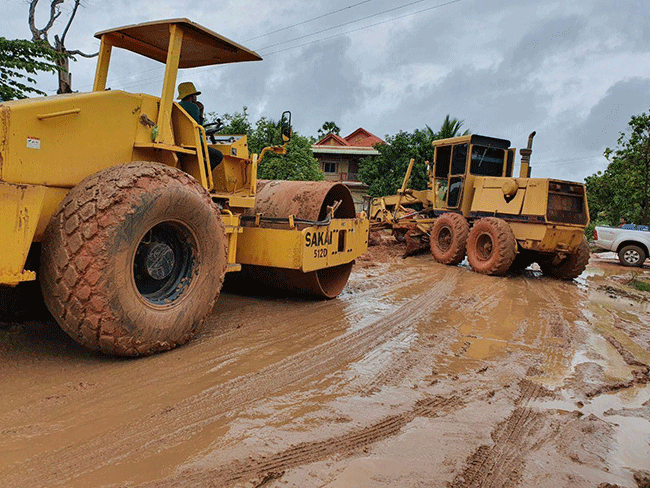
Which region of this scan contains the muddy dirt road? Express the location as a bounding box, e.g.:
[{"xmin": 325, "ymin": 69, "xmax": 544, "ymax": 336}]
[{"xmin": 1, "ymin": 239, "xmax": 650, "ymax": 488}]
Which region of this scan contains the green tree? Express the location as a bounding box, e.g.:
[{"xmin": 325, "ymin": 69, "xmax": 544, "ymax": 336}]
[
  {"xmin": 434, "ymin": 114, "xmax": 469, "ymax": 139},
  {"xmin": 586, "ymin": 110, "xmax": 650, "ymax": 228},
  {"xmin": 206, "ymin": 107, "xmax": 324, "ymax": 181},
  {"xmin": 317, "ymin": 121, "xmax": 341, "ymax": 139},
  {"xmin": 0, "ymin": 38, "xmax": 62, "ymax": 100},
  {"xmin": 359, "ymin": 115, "xmax": 470, "ymax": 197},
  {"xmin": 249, "ymin": 116, "xmax": 281, "ymax": 155},
  {"xmin": 258, "ymin": 133, "xmax": 324, "ymax": 181},
  {"xmin": 210, "ymin": 106, "xmax": 253, "ymax": 136},
  {"xmin": 359, "ymin": 130, "xmax": 431, "ymax": 197}
]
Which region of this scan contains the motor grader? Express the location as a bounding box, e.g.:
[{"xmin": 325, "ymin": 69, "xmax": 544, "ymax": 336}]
[
  {"xmin": 369, "ymin": 132, "xmax": 590, "ymax": 278},
  {"xmin": 0, "ymin": 19, "xmax": 368, "ymax": 356}
]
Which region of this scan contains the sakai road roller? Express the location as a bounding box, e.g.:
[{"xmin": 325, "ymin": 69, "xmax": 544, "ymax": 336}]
[
  {"xmin": 0, "ymin": 19, "xmax": 369, "ymax": 356},
  {"xmin": 370, "ymin": 132, "xmax": 590, "ymax": 279}
]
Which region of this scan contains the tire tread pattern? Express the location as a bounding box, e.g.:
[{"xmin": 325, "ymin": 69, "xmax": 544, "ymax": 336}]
[
  {"xmin": 40, "ymin": 162, "xmax": 227, "ymax": 356},
  {"xmin": 430, "ymin": 213, "xmax": 470, "ymax": 265},
  {"xmin": 467, "ymin": 217, "xmax": 516, "ymax": 276},
  {"xmin": 540, "ymin": 237, "xmax": 590, "ymax": 280}
]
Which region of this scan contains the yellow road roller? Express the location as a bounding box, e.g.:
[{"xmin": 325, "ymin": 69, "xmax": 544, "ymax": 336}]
[{"xmin": 0, "ymin": 19, "xmax": 368, "ymax": 356}]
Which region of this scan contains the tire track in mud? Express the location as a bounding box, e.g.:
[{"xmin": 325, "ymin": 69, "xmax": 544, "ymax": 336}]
[
  {"xmin": 0, "ymin": 270, "xmax": 459, "ymax": 486},
  {"xmin": 356, "ymin": 273, "xmax": 544, "ymax": 397},
  {"xmin": 450, "ymin": 380, "xmax": 555, "ymax": 488},
  {"xmin": 357, "ymin": 273, "xmax": 502, "ymax": 397},
  {"xmin": 149, "ymin": 395, "xmax": 463, "ymax": 487},
  {"xmin": 521, "ymin": 278, "xmax": 580, "ymax": 380},
  {"xmin": 449, "ymin": 277, "xmax": 583, "ymax": 488}
]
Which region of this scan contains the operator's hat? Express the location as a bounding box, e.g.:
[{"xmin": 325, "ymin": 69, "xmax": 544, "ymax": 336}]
[{"xmin": 177, "ymin": 81, "xmax": 201, "ymax": 100}]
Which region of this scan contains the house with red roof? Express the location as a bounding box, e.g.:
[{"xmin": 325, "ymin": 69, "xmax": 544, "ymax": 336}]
[{"xmin": 312, "ymin": 128, "xmax": 384, "ymax": 212}]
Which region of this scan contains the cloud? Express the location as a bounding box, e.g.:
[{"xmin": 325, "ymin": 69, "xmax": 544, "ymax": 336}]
[
  {"xmin": 570, "ymin": 77, "xmax": 650, "ymax": 151},
  {"xmin": 2, "ymin": 0, "xmax": 649, "ymax": 185},
  {"xmin": 281, "ymin": 38, "xmax": 366, "ymax": 134},
  {"xmin": 508, "ymin": 15, "xmax": 586, "ymax": 69}
]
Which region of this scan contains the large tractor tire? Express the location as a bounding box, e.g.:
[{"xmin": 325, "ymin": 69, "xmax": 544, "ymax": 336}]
[
  {"xmin": 540, "ymin": 237, "xmax": 590, "ymax": 280},
  {"xmin": 466, "ymin": 217, "xmax": 516, "ymax": 276},
  {"xmin": 430, "ymin": 213, "xmax": 470, "ymax": 265},
  {"xmin": 617, "ymin": 244, "xmax": 646, "ymax": 267},
  {"xmin": 40, "ymin": 163, "xmax": 227, "ymax": 356}
]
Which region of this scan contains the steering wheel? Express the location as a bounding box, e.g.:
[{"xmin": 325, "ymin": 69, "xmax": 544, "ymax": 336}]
[{"xmin": 204, "ymin": 119, "xmax": 223, "ymax": 143}]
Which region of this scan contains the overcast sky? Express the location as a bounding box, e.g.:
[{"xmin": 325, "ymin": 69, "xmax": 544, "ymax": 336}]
[{"xmin": 4, "ymin": 0, "xmax": 650, "ymax": 182}]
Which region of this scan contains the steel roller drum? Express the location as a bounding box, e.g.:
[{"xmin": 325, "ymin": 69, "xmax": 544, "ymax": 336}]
[{"xmin": 238, "ymin": 180, "xmax": 357, "ymax": 298}]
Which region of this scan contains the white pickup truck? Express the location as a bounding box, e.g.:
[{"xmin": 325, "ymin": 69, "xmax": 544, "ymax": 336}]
[{"xmin": 593, "ymin": 225, "xmax": 650, "ymax": 267}]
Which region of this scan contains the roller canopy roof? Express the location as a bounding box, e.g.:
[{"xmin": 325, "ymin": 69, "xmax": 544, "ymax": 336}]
[{"xmin": 94, "ymin": 18, "xmax": 262, "ymax": 68}]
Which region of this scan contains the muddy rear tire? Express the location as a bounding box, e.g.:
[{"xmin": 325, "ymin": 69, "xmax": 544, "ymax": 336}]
[
  {"xmin": 466, "ymin": 218, "xmax": 516, "ymax": 276},
  {"xmin": 540, "ymin": 237, "xmax": 590, "ymax": 280},
  {"xmin": 40, "ymin": 162, "xmax": 227, "ymax": 356},
  {"xmin": 430, "ymin": 213, "xmax": 469, "ymax": 265}
]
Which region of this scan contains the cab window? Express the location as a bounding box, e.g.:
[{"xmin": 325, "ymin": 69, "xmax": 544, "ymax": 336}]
[
  {"xmin": 435, "ymin": 146, "xmax": 451, "ymax": 178},
  {"xmin": 451, "ymin": 144, "xmax": 467, "ymax": 175},
  {"xmin": 470, "ymin": 146, "xmax": 506, "ymax": 176}
]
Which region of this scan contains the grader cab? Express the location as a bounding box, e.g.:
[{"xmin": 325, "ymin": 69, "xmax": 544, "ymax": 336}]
[
  {"xmin": 0, "ymin": 19, "xmax": 368, "ymax": 356},
  {"xmin": 370, "ymin": 132, "xmax": 590, "ymax": 279}
]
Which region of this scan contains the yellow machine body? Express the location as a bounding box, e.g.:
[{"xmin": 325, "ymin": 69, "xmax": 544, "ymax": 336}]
[
  {"xmin": 469, "ymin": 176, "xmax": 587, "ymax": 254},
  {"xmin": 429, "ymin": 134, "xmax": 588, "ymax": 255},
  {"xmin": 0, "ymin": 18, "xmax": 368, "ymax": 286},
  {"xmin": 369, "ymin": 133, "xmax": 588, "ymax": 258}
]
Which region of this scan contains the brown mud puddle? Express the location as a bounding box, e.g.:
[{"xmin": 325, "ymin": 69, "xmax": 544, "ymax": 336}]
[{"xmin": 1, "ymin": 239, "xmax": 649, "ymax": 487}]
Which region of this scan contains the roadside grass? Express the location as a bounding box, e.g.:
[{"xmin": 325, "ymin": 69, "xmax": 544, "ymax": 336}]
[{"xmin": 626, "ymin": 272, "xmax": 650, "ymax": 293}]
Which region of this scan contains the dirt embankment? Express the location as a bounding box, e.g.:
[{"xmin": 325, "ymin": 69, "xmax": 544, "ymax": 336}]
[{"xmin": 0, "ymin": 234, "xmax": 649, "ymax": 487}]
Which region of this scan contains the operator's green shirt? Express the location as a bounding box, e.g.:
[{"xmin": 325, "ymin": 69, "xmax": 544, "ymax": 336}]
[{"xmin": 179, "ymin": 100, "xmax": 202, "ymax": 125}]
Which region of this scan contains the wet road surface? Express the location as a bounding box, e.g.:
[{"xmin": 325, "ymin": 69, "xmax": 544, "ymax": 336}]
[{"xmin": 1, "ymin": 246, "xmax": 649, "ymax": 487}]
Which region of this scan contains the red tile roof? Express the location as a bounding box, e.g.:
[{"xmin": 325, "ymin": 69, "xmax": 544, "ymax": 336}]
[
  {"xmin": 315, "ymin": 128, "xmax": 383, "ymax": 148},
  {"xmin": 344, "ymin": 128, "xmax": 383, "ymax": 147},
  {"xmin": 315, "ymin": 133, "xmax": 350, "ymax": 146}
]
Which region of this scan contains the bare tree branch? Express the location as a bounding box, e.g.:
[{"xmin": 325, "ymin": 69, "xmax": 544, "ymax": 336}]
[
  {"xmin": 65, "ymin": 49, "xmax": 97, "ymax": 58},
  {"xmin": 28, "ymin": 0, "xmax": 65, "ymax": 45},
  {"xmin": 26, "ymin": 0, "xmax": 98, "ymax": 92},
  {"xmin": 60, "ymin": 0, "xmax": 80, "ymax": 46}
]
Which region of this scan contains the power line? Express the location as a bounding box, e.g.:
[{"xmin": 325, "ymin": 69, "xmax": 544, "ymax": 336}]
[
  {"xmin": 533, "ymin": 156, "xmax": 606, "ymax": 168},
  {"xmin": 58, "ymin": 2, "xmax": 382, "ymax": 93},
  {"xmin": 260, "ymin": 0, "xmax": 461, "ymax": 56},
  {"xmin": 244, "ymin": 0, "xmax": 376, "ymax": 42},
  {"xmin": 60, "ymin": 2, "xmax": 379, "ymax": 92},
  {"xmin": 64, "ymin": 0, "xmax": 461, "ymax": 94},
  {"xmin": 256, "ymin": 0, "xmax": 451, "ymax": 52},
  {"xmin": 533, "ymin": 154, "xmax": 603, "ymax": 165}
]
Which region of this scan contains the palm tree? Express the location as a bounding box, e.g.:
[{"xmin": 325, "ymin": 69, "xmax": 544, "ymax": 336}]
[
  {"xmin": 425, "ymin": 115, "xmax": 470, "ymax": 142},
  {"xmin": 317, "ymin": 121, "xmax": 341, "ymax": 139}
]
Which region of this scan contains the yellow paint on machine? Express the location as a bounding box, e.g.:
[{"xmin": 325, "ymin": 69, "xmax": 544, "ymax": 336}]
[
  {"xmin": 0, "ymin": 183, "xmax": 43, "ymax": 284},
  {"xmin": 236, "ymin": 218, "xmax": 369, "ymax": 272},
  {"xmin": 0, "ymin": 19, "xmax": 369, "ymax": 288}
]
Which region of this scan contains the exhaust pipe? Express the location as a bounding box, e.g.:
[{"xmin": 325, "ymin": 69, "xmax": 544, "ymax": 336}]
[{"xmin": 519, "ymin": 131, "xmax": 536, "ymax": 178}]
